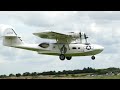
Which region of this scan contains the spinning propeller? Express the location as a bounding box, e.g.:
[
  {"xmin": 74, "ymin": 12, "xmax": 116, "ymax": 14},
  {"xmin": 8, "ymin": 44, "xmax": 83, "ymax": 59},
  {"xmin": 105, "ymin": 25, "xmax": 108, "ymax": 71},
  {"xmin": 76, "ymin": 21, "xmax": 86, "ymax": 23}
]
[{"xmin": 79, "ymin": 32, "xmax": 89, "ymax": 44}]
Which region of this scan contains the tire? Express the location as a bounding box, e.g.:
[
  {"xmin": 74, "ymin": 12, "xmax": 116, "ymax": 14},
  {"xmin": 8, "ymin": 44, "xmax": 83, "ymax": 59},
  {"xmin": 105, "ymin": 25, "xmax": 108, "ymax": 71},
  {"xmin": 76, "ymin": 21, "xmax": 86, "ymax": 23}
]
[
  {"xmin": 66, "ymin": 56, "xmax": 72, "ymax": 60},
  {"xmin": 59, "ymin": 54, "xmax": 65, "ymax": 60},
  {"xmin": 91, "ymin": 56, "xmax": 95, "ymax": 60}
]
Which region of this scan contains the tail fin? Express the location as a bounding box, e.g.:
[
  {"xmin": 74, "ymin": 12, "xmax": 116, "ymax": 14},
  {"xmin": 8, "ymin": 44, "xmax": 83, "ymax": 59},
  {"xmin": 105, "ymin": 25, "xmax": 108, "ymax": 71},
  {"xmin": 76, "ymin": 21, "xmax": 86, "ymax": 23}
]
[{"xmin": 2, "ymin": 28, "xmax": 23, "ymax": 47}]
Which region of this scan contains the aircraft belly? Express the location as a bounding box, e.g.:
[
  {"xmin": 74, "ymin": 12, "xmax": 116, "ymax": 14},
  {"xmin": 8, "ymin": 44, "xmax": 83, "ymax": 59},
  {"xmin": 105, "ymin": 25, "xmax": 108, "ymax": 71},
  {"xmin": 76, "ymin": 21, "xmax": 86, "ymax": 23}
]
[
  {"xmin": 37, "ymin": 44, "xmax": 103, "ymax": 56},
  {"xmin": 66, "ymin": 50, "xmax": 102, "ymax": 56},
  {"xmin": 38, "ymin": 50, "xmax": 59, "ymax": 56},
  {"xmin": 38, "ymin": 50, "xmax": 102, "ymax": 56}
]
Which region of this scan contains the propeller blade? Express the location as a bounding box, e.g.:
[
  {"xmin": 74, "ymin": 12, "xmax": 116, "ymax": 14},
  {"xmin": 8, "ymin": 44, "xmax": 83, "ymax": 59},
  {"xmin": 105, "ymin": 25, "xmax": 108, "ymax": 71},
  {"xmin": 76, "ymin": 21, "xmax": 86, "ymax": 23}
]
[{"xmin": 79, "ymin": 32, "xmax": 82, "ymax": 43}]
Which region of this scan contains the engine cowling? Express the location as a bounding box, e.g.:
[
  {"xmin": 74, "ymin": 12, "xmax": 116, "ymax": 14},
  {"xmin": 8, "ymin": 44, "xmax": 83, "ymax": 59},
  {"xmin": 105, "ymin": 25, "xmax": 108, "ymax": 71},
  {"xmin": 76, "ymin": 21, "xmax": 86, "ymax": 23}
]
[{"xmin": 69, "ymin": 32, "xmax": 87, "ymax": 39}]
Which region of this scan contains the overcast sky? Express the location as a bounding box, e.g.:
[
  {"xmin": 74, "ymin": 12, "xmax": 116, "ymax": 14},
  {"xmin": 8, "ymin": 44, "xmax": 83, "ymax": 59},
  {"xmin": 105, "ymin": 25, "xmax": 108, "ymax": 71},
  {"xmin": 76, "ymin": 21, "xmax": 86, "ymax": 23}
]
[{"xmin": 0, "ymin": 11, "xmax": 120, "ymax": 75}]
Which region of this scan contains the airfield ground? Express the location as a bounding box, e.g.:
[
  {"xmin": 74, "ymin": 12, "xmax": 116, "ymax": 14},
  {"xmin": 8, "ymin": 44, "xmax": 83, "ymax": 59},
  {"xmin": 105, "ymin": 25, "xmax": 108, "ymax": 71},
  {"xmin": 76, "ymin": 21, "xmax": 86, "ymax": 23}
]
[{"xmin": 1, "ymin": 73, "xmax": 120, "ymax": 79}]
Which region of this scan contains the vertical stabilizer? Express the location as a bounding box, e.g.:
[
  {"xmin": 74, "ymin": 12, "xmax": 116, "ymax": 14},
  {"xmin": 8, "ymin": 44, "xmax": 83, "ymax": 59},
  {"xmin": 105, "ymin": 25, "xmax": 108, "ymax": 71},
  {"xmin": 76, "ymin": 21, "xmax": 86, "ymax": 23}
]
[{"xmin": 3, "ymin": 28, "xmax": 23, "ymax": 46}]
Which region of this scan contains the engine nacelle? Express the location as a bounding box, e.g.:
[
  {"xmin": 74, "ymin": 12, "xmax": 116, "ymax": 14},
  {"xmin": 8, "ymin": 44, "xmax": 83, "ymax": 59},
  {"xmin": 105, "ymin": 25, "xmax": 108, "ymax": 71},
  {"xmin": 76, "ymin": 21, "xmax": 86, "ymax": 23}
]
[{"xmin": 69, "ymin": 32, "xmax": 87, "ymax": 39}]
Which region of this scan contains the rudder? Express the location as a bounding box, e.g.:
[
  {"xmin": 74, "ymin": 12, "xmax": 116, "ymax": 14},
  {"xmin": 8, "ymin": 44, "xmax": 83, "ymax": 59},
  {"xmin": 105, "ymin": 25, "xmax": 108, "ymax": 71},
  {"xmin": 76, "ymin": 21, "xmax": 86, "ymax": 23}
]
[{"xmin": 2, "ymin": 28, "xmax": 23, "ymax": 46}]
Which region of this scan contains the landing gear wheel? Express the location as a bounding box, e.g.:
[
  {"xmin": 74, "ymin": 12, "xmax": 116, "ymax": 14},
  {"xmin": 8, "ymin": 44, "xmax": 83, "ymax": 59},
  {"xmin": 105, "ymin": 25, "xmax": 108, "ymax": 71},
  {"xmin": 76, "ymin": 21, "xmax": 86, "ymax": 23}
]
[
  {"xmin": 59, "ymin": 54, "xmax": 65, "ymax": 60},
  {"xmin": 91, "ymin": 56, "xmax": 95, "ymax": 60},
  {"xmin": 66, "ymin": 56, "xmax": 72, "ymax": 60}
]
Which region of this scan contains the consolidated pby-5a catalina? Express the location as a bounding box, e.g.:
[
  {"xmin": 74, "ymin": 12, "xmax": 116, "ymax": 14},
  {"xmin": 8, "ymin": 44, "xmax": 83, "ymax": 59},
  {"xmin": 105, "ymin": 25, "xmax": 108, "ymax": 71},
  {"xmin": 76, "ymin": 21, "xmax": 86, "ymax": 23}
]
[{"xmin": 1, "ymin": 25, "xmax": 104, "ymax": 61}]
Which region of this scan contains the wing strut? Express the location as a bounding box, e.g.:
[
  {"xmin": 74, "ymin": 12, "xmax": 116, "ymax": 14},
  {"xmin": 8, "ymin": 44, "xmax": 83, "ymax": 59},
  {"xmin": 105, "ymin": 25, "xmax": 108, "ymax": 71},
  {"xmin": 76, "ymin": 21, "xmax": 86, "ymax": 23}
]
[
  {"xmin": 55, "ymin": 37, "xmax": 70, "ymax": 54},
  {"xmin": 66, "ymin": 39, "xmax": 70, "ymax": 50},
  {"xmin": 56, "ymin": 38, "xmax": 61, "ymax": 53}
]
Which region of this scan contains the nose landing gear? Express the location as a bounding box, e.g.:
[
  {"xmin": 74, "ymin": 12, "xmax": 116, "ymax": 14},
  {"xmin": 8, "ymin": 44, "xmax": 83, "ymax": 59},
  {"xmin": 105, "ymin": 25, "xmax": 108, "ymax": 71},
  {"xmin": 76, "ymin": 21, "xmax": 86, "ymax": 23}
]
[{"xmin": 91, "ymin": 56, "xmax": 95, "ymax": 60}]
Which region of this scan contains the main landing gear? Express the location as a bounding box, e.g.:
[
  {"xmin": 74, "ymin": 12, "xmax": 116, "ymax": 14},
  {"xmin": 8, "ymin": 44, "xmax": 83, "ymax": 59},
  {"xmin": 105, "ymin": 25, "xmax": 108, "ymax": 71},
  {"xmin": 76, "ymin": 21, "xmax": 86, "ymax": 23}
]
[
  {"xmin": 91, "ymin": 55, "xmax": 95, "ymax": 60},
  {"xmin": 66, "ymin": 56, "xmax": 72, "ymax": 60},
  {"xmin": 59, "ymin": 54, "xmax": 72, "ymax": 61},
  {"xmin": 59, "ymin": 54, "xmax": 65, "ymax": 60},
  {"xmin": 59, "ymin": 45, "xmax": 72, "ymax": 61}
]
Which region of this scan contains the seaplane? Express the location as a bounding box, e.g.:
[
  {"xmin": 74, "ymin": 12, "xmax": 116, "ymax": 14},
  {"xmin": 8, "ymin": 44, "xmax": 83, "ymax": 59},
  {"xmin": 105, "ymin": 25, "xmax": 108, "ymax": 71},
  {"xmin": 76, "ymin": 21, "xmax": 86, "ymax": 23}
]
[{"xmin": 0, "ymin": 25, "xmax": 104, "ymax": 61}]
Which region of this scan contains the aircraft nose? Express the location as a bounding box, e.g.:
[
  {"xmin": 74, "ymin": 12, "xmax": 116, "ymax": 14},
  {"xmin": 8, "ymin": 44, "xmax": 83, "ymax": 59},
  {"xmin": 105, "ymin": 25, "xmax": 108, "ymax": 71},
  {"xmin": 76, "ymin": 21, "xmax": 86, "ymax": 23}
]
[
  {"xmin": 100, "ymin": 46, "xmax": 104, "ymax": 50},
  {"xmin": 94, "ymin": 45, "xmax": 104, "ymax": 51},
  {"xmin": 99, "ymin": 46, "xmax": 104, "ymax": 51}
]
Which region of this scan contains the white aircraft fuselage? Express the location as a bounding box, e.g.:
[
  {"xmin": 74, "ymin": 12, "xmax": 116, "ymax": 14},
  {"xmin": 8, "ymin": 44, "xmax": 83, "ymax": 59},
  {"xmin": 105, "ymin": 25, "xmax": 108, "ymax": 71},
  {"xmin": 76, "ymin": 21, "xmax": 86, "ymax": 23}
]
[{"xmin": 12, "ymin": 43, "xmax": 104, "ymax": 57}]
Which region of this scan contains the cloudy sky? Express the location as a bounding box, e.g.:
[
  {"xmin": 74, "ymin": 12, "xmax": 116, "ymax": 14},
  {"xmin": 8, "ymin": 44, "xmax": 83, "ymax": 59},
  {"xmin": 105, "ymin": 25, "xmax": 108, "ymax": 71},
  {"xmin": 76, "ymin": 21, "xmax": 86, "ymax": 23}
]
[{"xmin": 0, "ymin": 11, "xmax": 119, "ymax": 75}]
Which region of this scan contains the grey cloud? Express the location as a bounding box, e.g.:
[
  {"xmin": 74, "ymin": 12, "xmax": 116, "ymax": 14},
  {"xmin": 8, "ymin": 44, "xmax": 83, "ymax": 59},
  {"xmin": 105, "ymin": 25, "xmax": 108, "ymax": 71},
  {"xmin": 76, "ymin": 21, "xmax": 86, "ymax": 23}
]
[
  {"xmin": 13, "ymin": 11, "xmax": 120, "ymax": 54},
  {"xmin": 12, "ymin": 11, "xmax": 89, "ymax": 29},
  {"xmin": 86, "ymin": 11, "xmax": 120, "ymax": 24}
]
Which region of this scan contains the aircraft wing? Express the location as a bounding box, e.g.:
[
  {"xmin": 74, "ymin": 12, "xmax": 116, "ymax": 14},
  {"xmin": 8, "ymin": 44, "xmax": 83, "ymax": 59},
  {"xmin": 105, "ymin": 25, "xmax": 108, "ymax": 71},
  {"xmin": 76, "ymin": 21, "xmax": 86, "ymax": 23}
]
[{"xmin": 33, "ymin": 31, "xmax": 73, "ymax": 44}]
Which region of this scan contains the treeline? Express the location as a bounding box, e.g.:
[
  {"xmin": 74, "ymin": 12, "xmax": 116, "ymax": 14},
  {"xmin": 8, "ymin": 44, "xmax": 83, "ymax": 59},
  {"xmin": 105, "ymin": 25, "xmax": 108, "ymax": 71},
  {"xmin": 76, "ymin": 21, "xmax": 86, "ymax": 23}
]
[{"xmin": 0, "ymin": 67, "xmax": 120, "ymax": 78}]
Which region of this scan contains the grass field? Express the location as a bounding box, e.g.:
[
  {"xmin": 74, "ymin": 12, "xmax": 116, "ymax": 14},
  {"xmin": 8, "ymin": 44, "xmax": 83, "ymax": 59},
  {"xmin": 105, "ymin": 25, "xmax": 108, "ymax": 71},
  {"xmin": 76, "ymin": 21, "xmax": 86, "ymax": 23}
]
[{"xmin": 1, "ymin": 73, "xmax": 120, "ymax": 79}]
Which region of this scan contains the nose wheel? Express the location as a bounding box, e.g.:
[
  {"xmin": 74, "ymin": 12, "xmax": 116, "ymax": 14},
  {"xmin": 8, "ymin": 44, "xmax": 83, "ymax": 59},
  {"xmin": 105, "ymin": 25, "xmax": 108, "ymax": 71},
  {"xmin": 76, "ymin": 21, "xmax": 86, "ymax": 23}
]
[{"xmin": 91, "ymin": 56, "xmax": 95, "ymax": 60}]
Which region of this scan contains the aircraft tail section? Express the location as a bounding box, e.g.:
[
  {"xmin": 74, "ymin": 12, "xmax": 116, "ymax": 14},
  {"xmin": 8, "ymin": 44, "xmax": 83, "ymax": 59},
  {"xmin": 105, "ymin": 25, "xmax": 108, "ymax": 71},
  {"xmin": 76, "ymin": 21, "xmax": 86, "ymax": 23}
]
[{"xmin": 2, "ymin": 28, "xmax": 23, "ymax": 47}]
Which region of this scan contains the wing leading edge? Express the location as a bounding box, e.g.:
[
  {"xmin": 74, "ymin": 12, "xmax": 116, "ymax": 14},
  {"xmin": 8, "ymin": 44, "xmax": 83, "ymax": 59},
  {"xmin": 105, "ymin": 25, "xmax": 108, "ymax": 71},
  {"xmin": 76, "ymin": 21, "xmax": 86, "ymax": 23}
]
[{"xmin": 33, "ymin": 31, "xmax": 73, "ymax": 44}]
